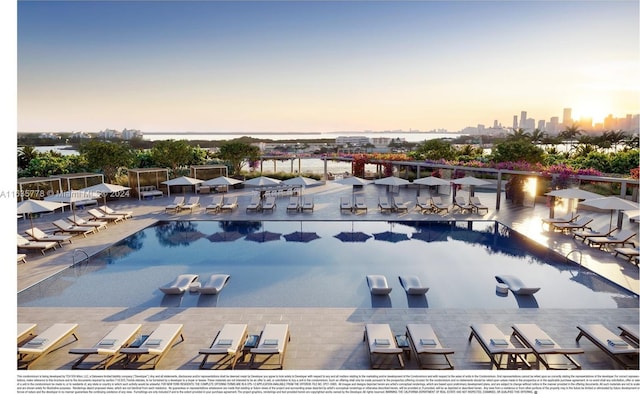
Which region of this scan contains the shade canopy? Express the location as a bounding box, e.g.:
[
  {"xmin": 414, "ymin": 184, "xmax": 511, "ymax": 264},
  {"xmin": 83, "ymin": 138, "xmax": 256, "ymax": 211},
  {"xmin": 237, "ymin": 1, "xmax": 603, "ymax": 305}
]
[
  {"xmin": 545, "ymin": 188, "xmax": 602, "ymax": 200},
  {"xmin": 80, "ymin": 182, "xmax": 131, "ymax": 195},
  {"xmin": 579, "ymin": 196, "xmax": 638, "ymax": 211},
  {"xmin": 45, "ymin": 189, "xmax": 103, "ymax": 203},
  {"xmin": 244, "ymin": 231, "xmax": 282, "ymax": 243},
  {"xmin": 451, "ymin": 176, "xmax": 491, "ymax": 186},
  {"xmin": 207, "ymin": 231, "xmax": 244, "ymax": 242},
  {"xmin": 162, "ymin": 176, "xmax": 204, "ymax": 186},
  {"xmin": 413, "ymin": 176, "xmax": 450, "ymax": 186},
  {"xmin": 334, "ymin": 176, "xmax": 371, "ymax": 186},
  {"xmin": 283, "ymin": 231, "xmax": 321, "ymax": 243},
  {"xmin": 282, "ymin": 176, "xmax": 320, "ymax": 187},
  {"xmin": 17, "ymin": 199, "xmax": 68, "ymax": 215},
  {"xmin": 202, "ymin": 176, "xmax": 243, "ymax": 187},
  {"xmin": 373, "ymin": 176, "xmax": 411, "ymax": 187},
  {"xmin": 333, "ymin": 231, "xmax": 371, "ymax": 243},
  {"xmin": 373, "ymin": 231, "xmax": 410, "ymax": 243},
  {"xmin": 243, "ymin": 176, "xmax": 282, "ymax": 187}
]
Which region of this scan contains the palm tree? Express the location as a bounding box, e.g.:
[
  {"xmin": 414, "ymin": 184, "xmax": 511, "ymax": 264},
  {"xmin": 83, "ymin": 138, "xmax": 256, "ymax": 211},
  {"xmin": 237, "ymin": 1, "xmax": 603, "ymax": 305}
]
[
  {"xmin": 530, "ymin": 129, "xmax": 547, "ymax": 145},
  {"xmin": 507, "ymin": 128, "xmax": 531, "ymax": 141},
  {"xmin": 559, "ymin": 124, "xmax": 582, "ymax": 152},
  {"xmin": 602, "ymin": 130, "xmax": 627, "ymax": 152},
  {"xmin": 18, "ymin": 145, "xmax": 38, "ymax": 169}
]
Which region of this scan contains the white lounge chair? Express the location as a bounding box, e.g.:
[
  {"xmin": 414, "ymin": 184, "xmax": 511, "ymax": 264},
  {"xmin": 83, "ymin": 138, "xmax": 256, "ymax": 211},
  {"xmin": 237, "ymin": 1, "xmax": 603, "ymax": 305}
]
[
  {"xmin": 120, "ymin": 324, "xmax": 184, "ymax": 369},
  {"xmin": 301, "ymin": 196, "xmax": 314, "ymax": 211},
  {"xmin": 576, "ymin": 324, "xmax": 639, "ymax": 369},
  {"xmin": 511, "ymin": 323, "xmax": 583, "ymax": 370},
  {"xmin": 469, "ymin": 196, "xmax": 489, "ymax": 214},
  {"xmin": 398, "ymin": 275, "xmax": 429, "ymax": 295},
  {"xmin": 165, "ymin": 197, "xmax": 185, "ymax": 213},
  {"xmin": 286, "ymin": 196, "xmax": 299, "ymax": 211},
  {"xmin": 181, "ymin": 197, "xmax": 200, "ymax": 213},
  {"xmin": 551, "ymin": 216, "xmax": 594, "ymax": 233},
  {"xmin": 416, "ymin": 196, "xmax": 433, "ymax": 213},
  {"xmin": 406, "ymin": 323, "xmax": 454, "ymax": 369},
  {"xmin": 495, "ymin": 275, "xmax": 540, "ymax": 295},
  {"xmin": 199, "ymin": 323, "xmax": 248, "ymax": 369},
  {"xmin": 52, "ymin": 219, "xmax": 96, "ymax": 237},
  {"xmin": 430, "ymin": 196, "xmax": 449, "ymax": 213},
  {"xmin": 17, "ymin": 234, "xmax": 58, "ymax": 255},
  {"xmin": 18, "ymin": 323, "xmax": 37, "ymax": 344},
  {"xmin": 246, "ymin": 195, "xmax": 262, "ymax": 212},
  {"xmin": 262, "ymin": 196, "xmax": 276, "ymax": 211},
  {"xmin": 17, "ymin": 254, "xmax": 27, "ymax": 264},
  {"xmin": 587, "ymin": 230, "xmax": 637, "ymax": 250},
  {"xmin": 159, "ymin": 274, "xmax": 199, "ymax": 295},
  {"xmin": 24, "ymin": 227, "xmax": 72, "ymax": 246},
  {"xmin": 541, "ymin": 213, "xmax": 579, "ymax": 229},
  {"xmin": 572, "ymin": 225, "xmax": 616, "ymax": 242},
  {"xmin": 220, "ymin": 197, "xmax": 238, "ymax": 212},
  {"xmin": 468, "ymin": 324, "xmax": 532, "ymax": 370},
  {"xmin": 367, "ymin": 275, "xmax": 392, "ymax": 295},
  {"xmin": 391, "ymin": 196, "xmax": 411, "ymax": 212},
  {"xmin": 249, "ymin": 324, "xmax": 291, "ymax": 369},
  {"xmin": 340, "ymin": 196, "xmax": 352, "ymax": 211},
  {"xmin": 378, "ymin": 196, "xmax": 393, "ymax": 212},
  {"xmin": 618, "ymin": 324, "xmax": 639, "ymax": 347},
  {"xmin": 355, "ymin": 196, "xmax": 368, "ymax": 212},
  {"xmin": 87, "ymin": 208, "xmax": 124, "ymax": 223},
  {"xmin": 614, "ymin": 247, "xmax": 640, "ymax": 264},
  {"xmin": 363, "ymin": 323, "xmax": 404, "ymax": 369},
  {"xmin": 69, "ymin": 214, "xmax": 109, "ymax": 230},
  {"xmin": 198, "ymin": 274, "xmax": 231, "ymax": 295},
  {"xmin": 205, "ymin": 196, "xmax": 224, "ymax": 213},
  {"xmin": 99, "ymin": 205, "xmax": 133, "ymax": 219},
  {"xmin": 18, "ymin": 323, "xmax": 79, "ymax": 369},
  {"xmin": 69, "ymin": 323, "xmax": 142, "ymax": 369},
  {"xmin": 454, "ymin": 195, "xmax": 474, "ymax": 213}
]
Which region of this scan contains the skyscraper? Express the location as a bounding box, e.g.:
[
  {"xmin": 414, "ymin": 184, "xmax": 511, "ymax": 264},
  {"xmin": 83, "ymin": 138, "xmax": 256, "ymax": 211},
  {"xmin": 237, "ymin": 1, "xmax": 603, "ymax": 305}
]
[
  {"xmin": 562, "ymin": 108, "xmax": 572, "ymax": 126},
  {"xmin": 519, "ymin": 111, "xmax": 527, "ymax": 128}
]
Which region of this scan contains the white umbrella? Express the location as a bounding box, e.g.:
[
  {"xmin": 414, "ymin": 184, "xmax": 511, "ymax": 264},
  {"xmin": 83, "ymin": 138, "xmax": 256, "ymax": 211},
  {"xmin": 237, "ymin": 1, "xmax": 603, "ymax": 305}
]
[
  {"xmin": 545, "ymin": 188, "xmax": 602, "ymax": 218},
  {"xmin": 374, "ymin": 176, "xmax": 411, "ymax": 187},
  {"xmin": 45, "ymin": 190, "xmax": 103, "ymax": 223},
  {"xmin": 334, "ymin": 176, "xmax": 371, "ymax": 204},
  {"xmin": 579, "ymin": 196, "xmax": 639, "ymax": 231},
  {"xmin": 243, "ymin": 176, "xmax": 281, "ymax": 187},
  {"xmin": 451, "ymin": 176, "xmax": 491, "ymax": 199},
  {"xmin": 162, "ymin": 176, "xmax": 204, "ymax": 197},
  {"xmin": 17, "ymin": 199, "xmax": 68, "ymax": 235},
  {"xmin": 80, "ymin": 182, "xmax": 131, "ymax": 210},
  {"xmin": 414, "ymin": 176, "xmax": 451, "ymax": 197},
  {"xmin": 202, "ymin": 176, "xmax": 243, "ymax": 196},
  {"xmin": 283, "ymin": 176, "xmax": 319, "ymax": 187}
]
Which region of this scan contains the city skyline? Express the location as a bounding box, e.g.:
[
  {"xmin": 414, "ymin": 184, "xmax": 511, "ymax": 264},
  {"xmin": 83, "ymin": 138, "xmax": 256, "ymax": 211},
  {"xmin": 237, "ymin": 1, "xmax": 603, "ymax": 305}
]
[{"xmin": 15, "ymin": 1, "xmax": 640, "ymax": 134}]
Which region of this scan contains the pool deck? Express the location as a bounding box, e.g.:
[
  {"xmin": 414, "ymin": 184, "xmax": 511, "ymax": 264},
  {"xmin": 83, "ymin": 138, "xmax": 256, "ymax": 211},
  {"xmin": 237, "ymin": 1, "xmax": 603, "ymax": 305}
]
[{"xmin": 16, "ymin": 181, "xmax": 640, "ymax": 370}]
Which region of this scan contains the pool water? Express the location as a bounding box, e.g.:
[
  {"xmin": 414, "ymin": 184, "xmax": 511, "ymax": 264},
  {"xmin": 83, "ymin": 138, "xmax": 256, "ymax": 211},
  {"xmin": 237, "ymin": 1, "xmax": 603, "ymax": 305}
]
[{"xmin": 18, "ymin": 220, "xmax": 639, "ymax": 309}]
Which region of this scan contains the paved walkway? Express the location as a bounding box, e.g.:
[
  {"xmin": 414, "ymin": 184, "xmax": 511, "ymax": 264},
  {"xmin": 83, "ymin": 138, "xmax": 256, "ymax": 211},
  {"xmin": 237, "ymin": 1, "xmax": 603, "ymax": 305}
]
[{"xmin": 16, "ymin": 181, "xmax": 639, "ymax": 370}]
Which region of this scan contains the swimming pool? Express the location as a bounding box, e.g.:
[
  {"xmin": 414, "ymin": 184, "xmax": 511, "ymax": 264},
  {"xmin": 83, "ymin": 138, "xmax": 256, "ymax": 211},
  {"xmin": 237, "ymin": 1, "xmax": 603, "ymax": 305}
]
[{"xmin": 18, "ymin": 220, "xmax": 639, "ymax": 309}]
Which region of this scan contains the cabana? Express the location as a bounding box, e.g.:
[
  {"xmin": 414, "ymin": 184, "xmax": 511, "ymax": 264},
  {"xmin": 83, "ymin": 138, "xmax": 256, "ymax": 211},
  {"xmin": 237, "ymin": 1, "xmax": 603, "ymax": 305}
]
[
  {"xmin": 16, "ymin": 177, "xmax": 63, "ymax": 202},
  {"xmin": 128, "ymin": 168, "xmax": 169, "ymax": 200},
  {"xmin": 55, "ymin": 173, "xmax": 105, "ymax": 192},
  {"xmin": 190, "ymin": 165, "xmax": 229, "ymax": 194}
]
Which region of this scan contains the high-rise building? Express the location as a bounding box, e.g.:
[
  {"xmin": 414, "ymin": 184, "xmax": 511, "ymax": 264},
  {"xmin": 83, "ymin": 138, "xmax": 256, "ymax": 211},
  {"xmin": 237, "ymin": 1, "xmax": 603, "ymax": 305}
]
[
  {"xmin": 513, "ymin": 115, "xmax": 518, "ymax": 130},
  {"xmin": 562, "ymin": 108, "xmax": 572, "ymax": 126},
  {"xmin": 548, "ymin": 117, "xmax": 559, "ymax": 134},
  {"xmin": 519, "ymin": 111, "xmax": 527, "ymax": 128}
]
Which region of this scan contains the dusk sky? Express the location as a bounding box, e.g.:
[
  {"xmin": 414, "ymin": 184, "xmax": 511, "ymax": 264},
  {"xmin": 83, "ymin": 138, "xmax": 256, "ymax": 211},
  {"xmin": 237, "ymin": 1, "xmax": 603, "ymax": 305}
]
[{"xmin": 16, "ymin": 0, "xmax": 640, "ymax": 134}]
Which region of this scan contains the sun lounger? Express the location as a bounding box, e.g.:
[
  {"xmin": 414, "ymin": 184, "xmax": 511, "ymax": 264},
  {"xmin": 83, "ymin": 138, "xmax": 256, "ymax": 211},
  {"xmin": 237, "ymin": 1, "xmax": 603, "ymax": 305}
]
[
  {"xmin": 199, "ymin": 324, "xmax": 248, "ymax": 369},
  {"xmin": 454, "ymin": 195, "xmax": 474, "ymax": 213},
  {"xmin": 262, "ymin": 196, "xmax": 276, "ymax": 211},
  {"xmin": 495, "ymin": 274, "xmax": 540, "ymax": 295},
  {"xmin": 430, "ymin": 196, "xmax": 449, "ymax": 213},
  {"xmin": 363, "ymin": 323, "xmax": 405, "ymax": 369},
  {"xmin": 249, "ymin": 324, "xmax": 291, "ymax": 369},
  {"xmin": 286, "ymin": 196, "xmax": 299, "ymax": 211},
  {"xmin": 355, "ymin": 196, "xmax": 368, "ymax": 212},
  {"xmin": 469, "ymin": 196, "xmax": 489, "ymax": 214},
  {"xmin": 541, "ymin": 213, "xmax": 579, "ymax": 229},
  {"xmin": 406, "ymin": 324, "xmax": 454, "ymax": 369},
  {"xmin": 198, "ymin": 274, "xmax": 230, "ymax": 295},
  {"xmin": 18, "ymin": 323, "xmax": 37, "ymax": 344},
  {"xmin": 587, "ymin": 230, "xmax": 637, "ymax": 250},
  {"xmin": 99, "ymin": 205, "xmax": 133, "ymax": 219},
  {"xmin": 511, "ymin": 323, "xmax": 583, "ymax": 370},
  {"xmin": 17, "ymin": 234, "xmax": 58, "ymax": 255},
  {"xmin": 551, "ymin": 216, "xmax": 594, "ymax": 233},
  {"xmin": 69, "ymin": 214, "xmax": 109, "ymax": 230},
  {"xmin": 17, "ymin": 254, "xmax": 27, "ymax": 264},
  {"xmin": 18, "ymin": 323, "xmax": 79, "ymax": 369},
  {"xmin": 378, "ymin": 196, "xmax": 393, "ymax": 212},
  {"xmin": 398, "ymin": 275, "xmax": 429, "ymax": 295},
  {"xmin": 614, "ymin": 247, "xmax": 640, "ymax": 264},
  {"xmin": 340, "ymin": 196, "xmax": 352, "ymax": 211},
  {"xmin": 69, "ymin": 323, "xmax": 142, "ymax": 369},
  {"xmin": 120, "ymin": 324, "xmax": 184, "ymax": 369},
  {"xmin": 53, "ymin": 219, "xmax": 96, "ymax": 237},
  {"xmin": 468, "ymin": 324, "xmax": 532, "ymax": 370},
  {"xmin": 618, "ymin": 324, "xmax": 639, "ymax": 347},
  {"xmin": 165, "ymin": 197, "xmax": 185, "ymax": 213},
  {"xmin": 181, "ymin": 197, "xmax": 200, "ymax": 213},
  {"xmin": 576, "ymin": 324, "xmax": 639, "ymax": 369},
  {"xmin": 159, "ymin": 274, "xmax": 199, "ymax": 295},
  {"xmin": 25, "ymin": 227, "xmax": 72, "ymax": 246},
  {"xmin": 246, "ymin": 195, "xmax": 262, "ymax": 212},
  {"xmin": 367, "ymin": 275, "xmax": 392, "ymax": 295},
  {"xmin": 572, "ymin": 225, "xmax": 616, "ymax": 242},
  {"xmin": 391, "ymin": 196, "xmax": 411, "ymax": 212},
  {"xmin": 87, "ymin": 208, "xmax": 124, "ymax": 223},
  {"xmin": 302, "ymin": 196, "xmax": 314, "ymax": 211},
  {"xmin": 220, "ymin": 197, "xmax": 238, "ymax": 212},
  {"xmin": 205, "ymin": 196, "xmax": 224, "ymax": 213},
  {"xmin": 416, "ymin": 196, "xmax": 433, "ymax": 213}
]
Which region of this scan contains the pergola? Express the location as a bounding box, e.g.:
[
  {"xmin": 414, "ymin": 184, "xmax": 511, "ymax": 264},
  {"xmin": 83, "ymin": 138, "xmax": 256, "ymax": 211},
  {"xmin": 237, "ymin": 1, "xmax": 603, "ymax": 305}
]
[
  {"xmin": 189, "ymin": 165, "xmax": 228, "ymax": 180},
  {"xmin": 16, "ymin": 176, "xmax": 63, "ymax": 202},
  {"xmin": 127, "ymin": 168, "xmax": 169, "ymax": 200},
  {"xmin": 55, "ymin": 172, "xmax": 105, "ymax": 192}
]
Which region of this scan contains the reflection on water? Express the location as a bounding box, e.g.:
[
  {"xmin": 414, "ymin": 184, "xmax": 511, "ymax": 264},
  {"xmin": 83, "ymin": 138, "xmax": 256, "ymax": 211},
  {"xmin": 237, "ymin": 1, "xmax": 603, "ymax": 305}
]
[{"xmin": 18, "ymin": 220, "xmax": 639, "ymax": 309}]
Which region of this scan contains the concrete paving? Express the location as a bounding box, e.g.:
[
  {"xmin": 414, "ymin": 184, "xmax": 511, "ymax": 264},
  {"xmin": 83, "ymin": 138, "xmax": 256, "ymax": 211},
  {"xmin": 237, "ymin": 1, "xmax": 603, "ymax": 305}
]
[{"xmin": 16, "ymin": 180, "xmax": 639, "ymax": 370}]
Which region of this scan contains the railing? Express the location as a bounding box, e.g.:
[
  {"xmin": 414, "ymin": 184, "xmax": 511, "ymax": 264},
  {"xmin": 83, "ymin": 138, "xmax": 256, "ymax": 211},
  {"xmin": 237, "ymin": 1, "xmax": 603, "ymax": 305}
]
[
  {"xmin": 72, "ymin": 248, "xmax": 89, "ymax": 266},
  {"xmin": 565, "ymin": 249, "xmax": 583, "ymax": 265}
]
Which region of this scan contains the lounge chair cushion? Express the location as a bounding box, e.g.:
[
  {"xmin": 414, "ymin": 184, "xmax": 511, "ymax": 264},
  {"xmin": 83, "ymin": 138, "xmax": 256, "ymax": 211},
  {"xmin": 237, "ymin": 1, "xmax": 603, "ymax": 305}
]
[
  {"xmin": 495, "ymin": 274, "xmax": 540, "ymax": 295},
  {"xmin": 398, "ymin": 275, "xmax": 429, "ymax": 295},
  {"xmin": 159, "ymin": 274, "xmax": 199, "ymax": 295},
  {"xmin": 367, "ymin": 275, "xmax": 392, "ymax": 295},
  {"xmin": 198, "ymin": 274, "xmax": 230, "ymax": 295}
]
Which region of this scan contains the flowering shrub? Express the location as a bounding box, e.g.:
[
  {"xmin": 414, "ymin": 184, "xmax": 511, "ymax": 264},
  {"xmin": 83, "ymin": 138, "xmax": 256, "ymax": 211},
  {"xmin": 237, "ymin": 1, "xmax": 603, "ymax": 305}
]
[{"xmin": 631, "ymin": 167, "xmax": 640, "ymax": 180}]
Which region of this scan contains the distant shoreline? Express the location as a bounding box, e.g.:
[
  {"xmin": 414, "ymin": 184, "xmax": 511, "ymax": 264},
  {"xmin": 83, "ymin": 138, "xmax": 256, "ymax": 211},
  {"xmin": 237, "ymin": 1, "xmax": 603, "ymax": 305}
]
[{"xmin": 143, "ymin": 131, "xmax": 463, "ymax": 135}]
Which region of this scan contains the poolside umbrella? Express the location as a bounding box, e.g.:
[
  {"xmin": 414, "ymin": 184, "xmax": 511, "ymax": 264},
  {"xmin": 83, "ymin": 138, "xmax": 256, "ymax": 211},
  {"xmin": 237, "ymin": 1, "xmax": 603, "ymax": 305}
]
[
  {"xmin": 202, "ymin": 176, "xmax": 242, "ymax": 196},
  {"xmin": 413, "ymin": 176, "xmax": 450, "ymax": 196},
  {"xmin": 45, "ymin": 189, "xmax": 103, "ymax": 223},
  {"xmin": 452, "ymin": 176, "xmax": 491, "ymax": 198},
  {"xmin": 283, "ymin": 231, "xmax": 321, "ymax": 243},
  {"xmin": 244, "ymin": 231, "xmax": 282, "ymax": 243},
  {"xmin": 373, "ymin": 231, "xmax": 410, "ymax": 243},
  {"xmin": 334, "ymin": 176, "xmax": 371, "ymax": 204},
  {"xmin": 579, "ymin": 196, "xmax": 639, "ymax": 231},
  {"xmin": 374, "ymin": 176, "xmax": 411, "ymax": 194},
  {"xmin": 334, "ymin": 231, "xmax": 371, "ymax": 243},
  {"xmin": 17, "ymin": 199, "xmax": 68, "ymax": 235},
  {"xmin": 243, "ymin": 176, "xmax": 281, "ymax": 187},
  {"xmin": 545, "ymin": 188, "xmax": 602, "ymax": 217},
  {"xmin": 410, "ymin": 230, "xmax": 447, "ymax": 243},
  {"xmin": 283, "ymin": 176, "xmax": 319, "ymax": 195},
  {"xmin": 162, "ymin": 176, "xmax": 204, "ymax": 197},
  {"xmin": 80, "ymin": 182, "xmax": 131, "ymax": 211},
  {"xmin": 207, "ymin": 231, "xmax": 244, "ymax": 242}
]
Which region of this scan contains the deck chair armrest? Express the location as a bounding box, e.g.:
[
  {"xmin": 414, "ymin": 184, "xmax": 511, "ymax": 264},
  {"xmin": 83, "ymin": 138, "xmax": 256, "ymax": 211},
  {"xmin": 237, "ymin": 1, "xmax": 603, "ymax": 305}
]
[
  {"xmin": 120, "ymin": 348, "xmax": 150, "ymax": 355},
  {"xmin": 416, "ymin": 347, "xmax": 455, "ymax": 355},
  {"xmin": 370, "ymin": 348, "xmax": 403, "ymax": 354},
  {"xmin": 68, "ymin": 348, "xmax": 99, "ymax": 355}
]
